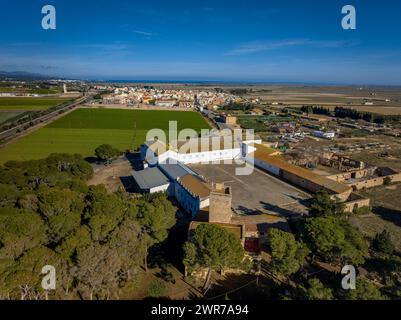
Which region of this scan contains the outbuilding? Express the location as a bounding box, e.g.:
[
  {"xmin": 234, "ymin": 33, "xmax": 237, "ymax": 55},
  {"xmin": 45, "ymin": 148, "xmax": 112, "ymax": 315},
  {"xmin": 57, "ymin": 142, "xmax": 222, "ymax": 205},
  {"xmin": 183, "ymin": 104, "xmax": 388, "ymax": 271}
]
[{"xmin": 132, "ymin": 167, "xmax": 170, "ymax": 194}]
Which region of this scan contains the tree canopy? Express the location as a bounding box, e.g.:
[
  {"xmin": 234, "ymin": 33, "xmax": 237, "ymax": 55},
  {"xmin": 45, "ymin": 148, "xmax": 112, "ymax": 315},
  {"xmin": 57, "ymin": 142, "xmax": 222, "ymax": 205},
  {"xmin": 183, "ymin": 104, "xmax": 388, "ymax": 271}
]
[
  {"xmin": 267, "ymin": 228, "xmax": 309, "ymax": 276},
  {"xmin": 0, "ymin": 155, "xmax": 176, "ymax": 300},
  {"xmin": 300, "ymin": 278, "xmax": 334, "ymax": 300},
  {"xmin": 94, "ymin": 144, "xmax": 121, "ymax": 164},
  {"xmin": 183, "ymin": 224, "xmax": 247, "ymax": 274},
  {"xmin": 345, "ymin": 278, "xmax": 384, "ymax": 300},
  {"xmin": 309, "ymin": 190, "xmax": 345, "ymax": 217},
  {"xmin": 373, "ymin": 230, "xmax": 394, "ymax": 254},
  {"xmin": 301, "ymin": 215, "xmax": 368, "ymax": 266}
]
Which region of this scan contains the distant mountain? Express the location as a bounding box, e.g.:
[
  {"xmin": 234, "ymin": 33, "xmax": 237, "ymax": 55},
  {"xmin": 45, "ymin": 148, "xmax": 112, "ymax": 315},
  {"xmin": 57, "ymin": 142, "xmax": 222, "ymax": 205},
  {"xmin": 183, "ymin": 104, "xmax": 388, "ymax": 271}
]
[{"xmin": 0, "ymin": 71, "xmax": 60, "ymax": 81}]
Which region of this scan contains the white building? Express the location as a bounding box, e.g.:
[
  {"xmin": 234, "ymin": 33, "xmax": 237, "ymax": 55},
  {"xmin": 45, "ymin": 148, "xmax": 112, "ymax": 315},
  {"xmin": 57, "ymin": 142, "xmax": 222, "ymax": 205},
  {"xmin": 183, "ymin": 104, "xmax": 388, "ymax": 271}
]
[
  {"xmin": 312, "ymin": 131, "xmax": 335, "ymax": 139},
  {"xmin": 175, "ymin": 174, "xmax": 211, "ymax": 217},
  {"xmin": 140, "ymin": 137, "xmax": 260, "ymax": 166},
  {"xmin": 134, "ymin": 136, "xmax": 260, "ymax": 216},
  {"xmin": 132, "ymin": 167, "xmax": 170, "ymax": 193}
]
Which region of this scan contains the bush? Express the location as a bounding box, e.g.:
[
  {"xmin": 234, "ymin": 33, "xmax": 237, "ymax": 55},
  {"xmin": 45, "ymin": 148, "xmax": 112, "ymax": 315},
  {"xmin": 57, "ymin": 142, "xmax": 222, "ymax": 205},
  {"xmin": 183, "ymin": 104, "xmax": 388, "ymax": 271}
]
[
  {"xmin": 300, "ymin": 278, "xmax": 334, "ymax": 300},
  {"xmin": 345, "ymin": 278, "xmax": 384, "ymax": 300},
  {"xmin": 94, "ymin": 144, "xmax": 121, "ymax": 164},
  {"xmin": 383, "ymin": 177, "xmax": 392, "ymax": 186},
  {"xmin": 148, "ymin": 279, "xmax": 167, "ymax": 298},
  {"xmin": 353, "ymin": 206, "xmax": 371, "ymax": 215},
  {"xmin": 373, "ymin": 230, "xmax": 394, "ymax": 254}
]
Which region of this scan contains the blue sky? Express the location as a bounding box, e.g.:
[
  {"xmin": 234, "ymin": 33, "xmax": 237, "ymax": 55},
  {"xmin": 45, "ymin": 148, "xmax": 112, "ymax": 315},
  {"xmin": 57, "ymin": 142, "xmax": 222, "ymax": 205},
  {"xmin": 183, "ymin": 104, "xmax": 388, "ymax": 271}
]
[{"xmin": 1, "ymin": 0, "xmax": 401, "ymax": 84}]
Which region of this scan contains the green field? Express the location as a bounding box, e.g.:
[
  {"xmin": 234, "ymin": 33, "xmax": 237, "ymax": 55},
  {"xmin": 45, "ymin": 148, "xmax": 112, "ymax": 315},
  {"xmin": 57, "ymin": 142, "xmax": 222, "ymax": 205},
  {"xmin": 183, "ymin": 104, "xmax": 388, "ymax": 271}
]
[
  {"xmin": 0, "ymin": 112, "xmax": 24, "ymax": 124},
  {"xmin": 0, "ymin": 97, "xmax": 70, "ymax": 111},
  {"xmin": 0, "ymin": 108, "xmax": 211, "ymax": 163},
  {"xmin": 237, "ymin": 115, "xmax": 294, "ymax": 132},
  {"xmin": 0, "ymin": 87, "xmax": 60, "ymax": 94}
]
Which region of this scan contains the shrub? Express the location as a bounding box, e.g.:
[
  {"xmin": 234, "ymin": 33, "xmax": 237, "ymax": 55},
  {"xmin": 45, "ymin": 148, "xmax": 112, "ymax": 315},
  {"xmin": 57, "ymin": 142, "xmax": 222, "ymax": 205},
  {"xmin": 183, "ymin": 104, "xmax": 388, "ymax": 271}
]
[
  {"xmin": 373, "ymin": 230, "xmax": 394, "ymax": 254},
  {"xmin": 148, "ymin": 279, "xmax": 167, "ymax": 298},
  {"xmin": 353, "ymin": 206, "xmax": 371, "ymax": 215},
  {"xmin": 383, "ymin": 177, "xmax": 392, "ymax": 186}
]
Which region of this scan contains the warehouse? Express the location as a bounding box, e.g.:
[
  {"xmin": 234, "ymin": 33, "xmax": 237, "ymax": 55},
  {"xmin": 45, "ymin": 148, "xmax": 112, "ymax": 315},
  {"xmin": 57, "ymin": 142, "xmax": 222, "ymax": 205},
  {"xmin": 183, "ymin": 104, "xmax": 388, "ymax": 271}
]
[
  {"xmin": 132, "ymin": 167, "xmax": 170, "ymax": 194},
  {"xmin": 132, "ymin": 159, "xmax": 213, "ymax": 216}
]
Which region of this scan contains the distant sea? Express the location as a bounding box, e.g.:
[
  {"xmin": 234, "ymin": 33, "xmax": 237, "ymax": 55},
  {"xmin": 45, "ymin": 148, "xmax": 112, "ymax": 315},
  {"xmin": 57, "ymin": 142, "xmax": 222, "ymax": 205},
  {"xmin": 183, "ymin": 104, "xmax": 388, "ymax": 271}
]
[
  {"xmin": 104, "ymin": 80, "xmax": 271, "ymax": 84},
  {"xmin": 95, "ymin": 79, "xmax": 401, "ymax": 88},
  {"xmin": 102, "ymin": 79, "xmax": 331, "ymax": 86}
]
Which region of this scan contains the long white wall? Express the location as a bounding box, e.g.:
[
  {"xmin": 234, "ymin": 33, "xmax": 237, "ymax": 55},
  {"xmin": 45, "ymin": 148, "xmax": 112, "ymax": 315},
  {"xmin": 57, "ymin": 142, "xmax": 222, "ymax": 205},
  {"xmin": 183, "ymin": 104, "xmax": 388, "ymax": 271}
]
[
  {"xmin": 142, "ymin": 140, "xmax": 260, "ymax": 166},
  {"xmin": 143, "ymin": 143, "xmax": 258, "ymax": 166},
  {"xmin": 177, "ymin": 148, "xmax": 242, "ymax": 164}
]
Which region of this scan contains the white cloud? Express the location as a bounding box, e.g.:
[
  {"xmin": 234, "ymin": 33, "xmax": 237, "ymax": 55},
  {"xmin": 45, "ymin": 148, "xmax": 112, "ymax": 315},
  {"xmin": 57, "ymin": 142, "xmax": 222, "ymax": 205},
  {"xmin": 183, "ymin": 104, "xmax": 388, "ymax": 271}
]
[
  {"xmin": 132, "ymin": 30, "xmax": 153, "ymax": 37},
  {"xmin": 225, "ymin": 39, "xmax": 356, "ymax": 55}
]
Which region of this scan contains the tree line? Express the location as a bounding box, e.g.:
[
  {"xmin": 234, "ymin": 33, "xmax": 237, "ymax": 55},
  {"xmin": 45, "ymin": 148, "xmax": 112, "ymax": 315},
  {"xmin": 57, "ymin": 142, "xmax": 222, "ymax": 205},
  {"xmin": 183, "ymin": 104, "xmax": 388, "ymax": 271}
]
[
  {"xmin": 221, "ymin": 102, "xmax": 253, "ymax": 112},
  {"xmin": 334, "ymin": 107, "xmax": 401, "ymax": 124},
  {"xmin": 0, "ymin": 153, "xmax": 176, "ymax": 300},
  {"xmin": 301, "ymin": 105, "xmax": 401, "ymax": 124},
  {"xmin": 264, "ymin": 190, "xmax": 400, "ymax": 300}
]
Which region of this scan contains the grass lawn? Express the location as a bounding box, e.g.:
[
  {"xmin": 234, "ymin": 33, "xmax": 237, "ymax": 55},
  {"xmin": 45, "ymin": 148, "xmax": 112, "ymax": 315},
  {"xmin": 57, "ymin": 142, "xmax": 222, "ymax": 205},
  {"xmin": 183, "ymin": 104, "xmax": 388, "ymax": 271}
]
[
  {"xmin": 0, "ymin": 108, "xmax": 211, "ymax": 163},
  {"xmin": 0, "ymin": 97, "xmax": 70, "ymax": 111}
]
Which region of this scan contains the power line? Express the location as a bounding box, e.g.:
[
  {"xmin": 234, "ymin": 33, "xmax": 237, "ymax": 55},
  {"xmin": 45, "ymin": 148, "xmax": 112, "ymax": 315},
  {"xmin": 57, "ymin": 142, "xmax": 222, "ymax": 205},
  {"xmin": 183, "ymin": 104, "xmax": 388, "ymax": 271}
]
[
  {"xmin": 206, "ymin": 277, "xmax": 259, "ymax": 300},
  {"xmin": 132, "ymin": 121, "xmax": 137, "ymax": 151}
]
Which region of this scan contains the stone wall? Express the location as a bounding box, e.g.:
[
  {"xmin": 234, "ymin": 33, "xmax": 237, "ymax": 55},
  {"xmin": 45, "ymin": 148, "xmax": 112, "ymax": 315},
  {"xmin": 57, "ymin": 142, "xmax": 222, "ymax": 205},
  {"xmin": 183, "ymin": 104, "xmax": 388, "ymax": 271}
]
[
  {"xmin": 343, "ymin": 193, "xmax": 371, "ymax": 212},
  {"xmin": 327, "ymin": 167, "xmax": 377, "ymax": 183},
  {"xmin": 349, "ymin": 173, "xmax": 401, "ymax": 190},
  {"xmin": 280, "ymin": 170, "xmax": 352, "ymax": 202}
]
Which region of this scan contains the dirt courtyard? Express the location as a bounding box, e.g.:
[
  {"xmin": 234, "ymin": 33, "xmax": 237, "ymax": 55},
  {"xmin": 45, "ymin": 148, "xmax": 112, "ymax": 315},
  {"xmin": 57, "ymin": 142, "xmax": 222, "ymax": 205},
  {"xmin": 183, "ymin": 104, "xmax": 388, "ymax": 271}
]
[{"xmin": 88, "ymin": 159, "xmax": 133, "ymax": 192}]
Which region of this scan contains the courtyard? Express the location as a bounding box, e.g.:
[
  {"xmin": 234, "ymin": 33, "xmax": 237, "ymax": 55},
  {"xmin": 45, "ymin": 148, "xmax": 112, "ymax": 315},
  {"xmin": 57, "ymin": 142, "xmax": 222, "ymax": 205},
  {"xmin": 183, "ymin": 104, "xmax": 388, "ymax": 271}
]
[{"xmin": 188, "ymin": 162, "xmax": 311, "ymax": 216}]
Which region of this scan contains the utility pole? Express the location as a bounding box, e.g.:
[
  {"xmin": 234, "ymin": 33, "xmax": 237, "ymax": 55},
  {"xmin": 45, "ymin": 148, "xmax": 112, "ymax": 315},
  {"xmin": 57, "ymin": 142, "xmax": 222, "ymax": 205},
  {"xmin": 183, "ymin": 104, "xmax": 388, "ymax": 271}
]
[{"xmin": 132, "ymin": 121, "xmax": 137, "ymax": 152}]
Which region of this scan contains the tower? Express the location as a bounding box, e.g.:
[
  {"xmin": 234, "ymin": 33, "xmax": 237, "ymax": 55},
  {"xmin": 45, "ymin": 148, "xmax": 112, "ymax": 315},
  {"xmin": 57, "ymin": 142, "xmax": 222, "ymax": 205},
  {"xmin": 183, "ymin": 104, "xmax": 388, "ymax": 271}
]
[{"xmin": 208, "ymin": 182, "xmax": 232, "ymax": 224}]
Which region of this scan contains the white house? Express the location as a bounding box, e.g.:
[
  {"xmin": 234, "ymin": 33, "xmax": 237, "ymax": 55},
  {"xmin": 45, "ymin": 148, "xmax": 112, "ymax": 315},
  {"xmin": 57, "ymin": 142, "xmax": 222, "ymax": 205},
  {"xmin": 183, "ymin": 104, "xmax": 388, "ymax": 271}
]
[{"xmin": 312, "ymin": 131, "xmax": 335, "ymax": 139}]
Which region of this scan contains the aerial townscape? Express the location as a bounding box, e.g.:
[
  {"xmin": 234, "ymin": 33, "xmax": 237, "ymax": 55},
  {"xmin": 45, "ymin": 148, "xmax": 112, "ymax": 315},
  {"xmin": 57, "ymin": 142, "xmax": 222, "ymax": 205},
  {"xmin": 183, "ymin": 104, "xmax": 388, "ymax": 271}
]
[{"xmin": 0, "ymin": 0, "xmax": 400, "ymax": 310}]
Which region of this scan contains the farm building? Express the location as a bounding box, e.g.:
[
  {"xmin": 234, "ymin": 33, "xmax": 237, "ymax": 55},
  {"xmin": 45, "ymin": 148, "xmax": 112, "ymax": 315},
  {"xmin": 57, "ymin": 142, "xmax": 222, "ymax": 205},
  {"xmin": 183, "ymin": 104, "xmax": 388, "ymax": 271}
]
[
  {"xmin": 135, "ymin": 136, "xmax": 259, "ymax": 216},
  {"xmin": 132, "ymin": 167, "xmax": 170, "ymax": 194},
  {"xmin": 312, "ymin": 130, "xmax": 336, "ymax": 139},
  {"xmin": 245, "ymin": 144, "xmax": 352, "ymax": 200},
  {"xmin": 175, "ymin": 174, "xmax": 211, "ymax": 217},
  {"xmin": 244, "ymin": 144, "xmax": 369, "ymax": 211},
  {"xmin": 140, "ymin": 136, "xmax": 260, "ymax": 166},
  {"xmin": 134, "ymin": 136, "xmax": 369, "ymax": 215}
]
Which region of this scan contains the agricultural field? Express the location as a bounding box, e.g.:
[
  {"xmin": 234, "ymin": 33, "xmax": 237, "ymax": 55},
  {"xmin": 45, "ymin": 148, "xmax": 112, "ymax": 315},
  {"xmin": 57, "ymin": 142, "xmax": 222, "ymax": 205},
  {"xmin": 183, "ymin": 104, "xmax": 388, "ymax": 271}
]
[
  {"xmin": 0, "ymin": 87, "xmax": 61, "ymax": 94},
  {"xmin": 0, "ymin": 111, "xmax": 25, "ymax": 124},
  {"xmin": 0, "ymin": 108, "xmax": 211, "ymax": 163},
  {"xmin": 0, "ymin": 97, "xmax": 70, "ymax": 111},
  {"xmin": 237, "ymin": 115, "xmax": 294, "ymax": 132}
]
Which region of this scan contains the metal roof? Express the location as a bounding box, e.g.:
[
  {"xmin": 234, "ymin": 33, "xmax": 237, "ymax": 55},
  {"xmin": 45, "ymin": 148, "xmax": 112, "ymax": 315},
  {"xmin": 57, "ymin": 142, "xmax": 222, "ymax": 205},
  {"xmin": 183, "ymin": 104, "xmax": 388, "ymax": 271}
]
[
  {"xmin": 132, "ymin": 167, "xmax": 170, "ymax": 190},
  {"xmin": 158, "ymin": 160, "xmax": 198, "ymax": 180}
]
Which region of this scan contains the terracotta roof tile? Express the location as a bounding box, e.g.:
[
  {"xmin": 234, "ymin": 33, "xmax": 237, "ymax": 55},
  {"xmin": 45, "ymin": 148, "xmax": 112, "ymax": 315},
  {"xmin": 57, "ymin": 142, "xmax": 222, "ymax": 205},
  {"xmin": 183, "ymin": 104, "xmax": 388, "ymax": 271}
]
[
  {"xmin": 178, "ymin": 174, "xmax": 211, "ymax": 199},
  {"xmin": 251, "ymin": 146, "xmax": 351, "ymax": 195}
]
